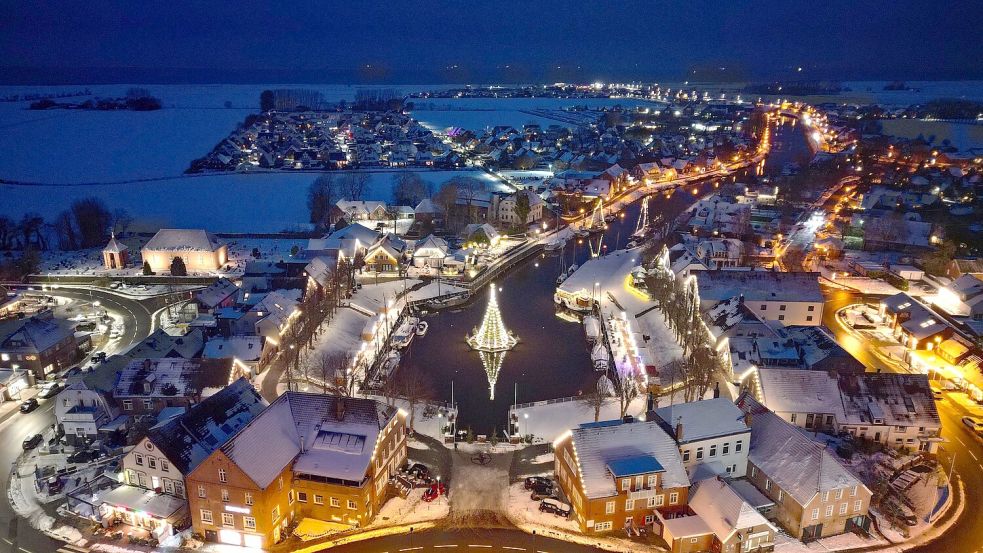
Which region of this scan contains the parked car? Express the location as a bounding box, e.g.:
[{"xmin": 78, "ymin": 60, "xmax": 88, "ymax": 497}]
[
  {"xmin": 19, "ymin": 398, "xmax": 39, "ymax": 413},
  {"xmin": 92, "ymin": 351, "xmax": 107, "ymax": 362},
  {"xmin": 37, "ymin": 381, "xmax": 63, "ymax": 399},
  {"xmin": 524, "ymin": 476, "xmax": 553, "ymax": 491},
  {"xmin": 422, "ymin": 482, "xmax": 446, "ymax": 502},
  {"xmin": 407, "ymin": 463, "xmax": 433, "ymax": 483},
  {"xmin": 961, "ymin": 416, "xmax": 983, "ymax": 434},
  {"xmin": 22, "ymin": 434, "xmax": 43, "ymax": 450},
  {"xmin": 539, "ymin": 497, "xmax": 571, "ymax": 518},
  {"xmin": 68, "ymin": 449, "xmax": 100, "ymax": 464},
  {"xmin": 526, "ymin": 477, "xmax": 554, "ymax": 498}
]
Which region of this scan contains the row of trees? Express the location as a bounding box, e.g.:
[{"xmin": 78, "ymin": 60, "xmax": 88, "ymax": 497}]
[
  {"xmin": 646, "ymin": 247, "xmax": 729, "ymax": 403},
  {"xmin": 306, "ymin": 173, "xmax": 491, "ymax": 231}
]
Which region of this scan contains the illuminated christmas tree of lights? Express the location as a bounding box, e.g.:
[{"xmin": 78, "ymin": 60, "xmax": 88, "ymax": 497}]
[{"xmin": 466, "ymin": 284, "xmax": 518, "ymax": 399}]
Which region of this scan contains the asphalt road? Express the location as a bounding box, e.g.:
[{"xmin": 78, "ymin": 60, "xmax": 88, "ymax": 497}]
[
  {"xmin": 0, "ymin": 399, "xmax": 63, "ymax": 553},
  {"xmin": 310, "ymin": 528, "xmax": 608, "ymax": 553},
  {"xmin": 0, "ymin": 286, "xmax": 161, "ymax": 553},
  {"xmin": 822, "ymin": 287, "xmax": 983, "ymax": 553}
]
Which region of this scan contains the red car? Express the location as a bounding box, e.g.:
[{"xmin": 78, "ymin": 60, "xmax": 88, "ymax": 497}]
[{"xmin": 422, "ymin": 482, "xmax": 446, "ymax": 502}]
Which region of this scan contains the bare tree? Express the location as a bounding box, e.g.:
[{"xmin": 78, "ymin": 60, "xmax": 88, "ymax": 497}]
[
  {"xmin": 578, "ymin": 386, "xmax": 611, "ymax": 423},
  {"xmin": 614, "ymin": 369, "xmax": 639, "ymax": 419},
  {"xmin": 112, "ymin": 208, "xmax": 134, "ymax": 235},
  {"xmin": 339, "ymin": 172, "xmax": 370, "ymax": 200},
  {"xmin": 400, "ymin": 365, "xmax": 434, "ymax": 434}
]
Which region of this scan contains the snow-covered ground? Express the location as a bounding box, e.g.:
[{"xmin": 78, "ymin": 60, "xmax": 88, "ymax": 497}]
[
  {"xmin": 0, "ymin": 108, "xmax": 250, "ymax": 183},
  {"xmin": 1, "ymin": 170, "xmax": 503, "ymax": 233}
]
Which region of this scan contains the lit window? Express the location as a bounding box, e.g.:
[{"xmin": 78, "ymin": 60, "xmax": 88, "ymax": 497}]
[{"xmin": 222, "ymin": 513, "xmax": 234, "ymax": 528}]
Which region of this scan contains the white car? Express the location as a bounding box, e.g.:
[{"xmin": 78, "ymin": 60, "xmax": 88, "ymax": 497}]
[{"xmin": 961, "ymin": 416, "xmax": 983, "ymax": 434}]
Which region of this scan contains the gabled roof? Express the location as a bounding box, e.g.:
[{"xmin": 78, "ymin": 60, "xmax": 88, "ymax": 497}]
[
  {"xmin": 0, "ymin": 315, "xmax": 74, "ymax": 353},
  {"xmin": 218, "ymin": 392, "xmax": 398, "ymax": 489},
  {"xmin": 738, "ymin": 395, "xmax": 866, "ymax": 505},
  {"xmin": 124, "ymin": 329, "xmax": 205, "ymax": 359},
  {"xmin": 143, "ymin": 229, "xmax": 224, "ymax": 252},
  {"xmin": 653, "ymin": 398, "xmax": 749, "ymax": 445},
  {"xmin": 568, "ymin": 420, "xmax": 689, "ymax": 499},
  {"xmin": 147, "ymin": 378, "xmax": 267, "ymax": 475},
  {"xmin": 694, "ymin": 271, "xmax": 823, "ymax": 303},
  {"xmin": 304, "ymin": 256, "xmax": 338, "ymax": 287},
  {"xmin": 755, "ymin": 368, "xmax": 845, "ymax": 418},
  {"xmin": 194, "ymin": 278, "xmax": 239, "ymax": 309},
  {"xmin": 689, "ymin": 477, "xmax": 774, "ymax": 542},
  {"xmin": 414, "ymin": 198, "xmax": 440, "ymax": 214},
  {"xmin": 329, "ymin": 223, "xmax": 380, "ymax": 245},
  {"xmin": 203, "ymin": 336, "xmax": 263, "ymax": 362}
]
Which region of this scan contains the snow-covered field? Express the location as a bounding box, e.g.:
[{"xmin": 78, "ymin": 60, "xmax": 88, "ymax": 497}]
[
  {"xmin": 412, "ymin": 96, "xmax": 663, "ymax": 132},
  {"xmin": 0, "ymin": 107, "xmax": 250, "ymax": 183},
  {"xmin": 0, "ymin": 169, "xmax": 502, "ymax": 233}
]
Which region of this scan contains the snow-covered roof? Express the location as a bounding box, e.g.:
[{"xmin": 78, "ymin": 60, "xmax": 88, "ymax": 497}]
[
  {"xmin": 739, "ymin": 396, "xmax": 866, "ymax": 505},
  {"xmin": 694, "ymin": 271, "xmax": 823, "ymax": 303},
  {"xmin": 569, "ymin": 419, "xmax": 689, "ymax": 499},
  {"xmin": 143, "ymin": 229, "xmax": 224, "ymax": 252},
  {"xmin": 147, "ymin": 378, "xmax": 267, "ymax": 475},
  {"xmin": 689, "ymin": 477, "xmax": 774, "ymax": 542},
  {"xmin": 103, "ymin": 234, "xmax": 128, "ymax": 253},
  {"xmin": 194, "ymin": 278, "xmax": 239, "ymax": 309},
  {"xmin": 329, "ymin": 223, "xmax": 381, "ymax": 245},
  {"xmin": 250, "ymin": 290, "xmax": 299, "ymax": 332},
  {"xmin": 203, "ymin": 336, "xmax": 263, "ymax": 362},
  {"xmin": 125, "ymin": 328, "xmax": 205, "ymax": 359},
  {"xmin": 219, "ymin": 392, "xmax": 398, "ymax": 489},
  {"xmin": 98, "ymin": 484, "xmax": 186, "ymax": 520},
  {"xmin": 414, "ymin": 198, "xmax": 440, "ymax": 214},
  {"xmin": 838, "ymin": 373, "xmax": 940, "ymax": 429},
  {"xmin": 755, "ymin": 368, "xmax": 845, "ymax": 419},
  {"xmin": 0, "ymin": 315, "xmax": 75, "ymax": 354},
  {"xmin": 304, "ymin": 255, "xmax": 337, "ymax": 287},
  {"xmin": 414, "ymin": 234, "xmax": 448, "ymax": 256},
  {"xmin": 653, "ymin": 398, "xmax": 749, "ymax": 445}
]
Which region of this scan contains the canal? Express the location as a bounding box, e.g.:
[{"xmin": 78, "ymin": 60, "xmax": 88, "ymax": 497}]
[{"xmin": 401, "ymin": 118, "xmax": 811, "ymax": 435}]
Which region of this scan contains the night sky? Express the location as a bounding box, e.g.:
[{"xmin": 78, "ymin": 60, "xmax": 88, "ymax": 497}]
[{"xmin": 2, "ymin": 0, "xmax": 981, "ymax": 84}]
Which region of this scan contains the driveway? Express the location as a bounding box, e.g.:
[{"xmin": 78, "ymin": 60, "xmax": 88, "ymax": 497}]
[{"xmin": 448, "ymin": 446, "xmax": 514, "ymax": 528}]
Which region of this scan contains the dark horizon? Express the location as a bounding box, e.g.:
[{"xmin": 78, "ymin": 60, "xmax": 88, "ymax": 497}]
[
  {"xmin": 2, "ymin": 0, "xmax": 981, "ymax": 86},
  {"xmin": 2, "ymin": 64, "xmax": 982, "ymax": 87}
]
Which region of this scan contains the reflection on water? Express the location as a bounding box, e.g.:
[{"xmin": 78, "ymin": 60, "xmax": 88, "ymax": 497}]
[
  {"xmin": 477, "ymin": 349, "xmax": 507, "ymax": 401},
  {"xmin": 402, "ymin": 120, "xmax": 811, "ymax": 434}
]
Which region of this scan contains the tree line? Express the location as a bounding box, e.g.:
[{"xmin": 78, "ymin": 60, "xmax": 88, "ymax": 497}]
[
  {"xmin": 307, "ymin": 172, "xmax": 492, "ymax": 232},
  {"xmin": 0, "ymin": 197, "xmax": 132, "ymax": 280}
]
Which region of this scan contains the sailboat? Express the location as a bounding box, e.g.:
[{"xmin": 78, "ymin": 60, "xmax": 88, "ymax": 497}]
[
  {"xmin": 585, "ymin": 199, "xmax": 606, "ymax": 235},
  {"xmin": 632, "ymin": 196, "xmax": 650, "ymax": 239}
]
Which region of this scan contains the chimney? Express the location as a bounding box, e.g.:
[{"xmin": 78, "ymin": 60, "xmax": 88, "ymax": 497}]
[
  {"xmin": 743, "ymin": 412, "xmax": 753, "ymax": 428},
  {"xmin": 674, "ymin": 417, "xmax": 684, "ymax": 442},
  {"xmin": 335, "ymin": 397, "xmax": 346, "ymax": 421},
  {"xmin": 646, "ymin": 391, "xmax": 656, "ymax": 421}
]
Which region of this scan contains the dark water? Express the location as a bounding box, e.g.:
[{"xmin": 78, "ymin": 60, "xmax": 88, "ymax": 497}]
[
  {"xmin": 403, "ymin": 122, "xmax": 811, "ymax": 434},
  {"xmin": 763, "ymin": 116, "xmax": 816, "ymax": 175}
]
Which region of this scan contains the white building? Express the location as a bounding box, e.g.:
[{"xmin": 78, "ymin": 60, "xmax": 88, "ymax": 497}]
[
  {"xmin": 653, "ymin": 398, "xmax": 751, "ymax": 478},
  {"xmin": 694, "ymin": 271, "xmax": 824, "ymax": 326},
  {"xmin": 141, "ymin": 229, "xmax": 228, "ymax": 273}
]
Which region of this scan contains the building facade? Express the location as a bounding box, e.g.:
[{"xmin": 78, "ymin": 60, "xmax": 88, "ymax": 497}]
[
  {"xmin": 554, "ymin": 419, "xmax": 691, "ymax": 534},
  {"xmin": 186, "ymin": 393, "xmax": 407, "ymax": 548}
]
